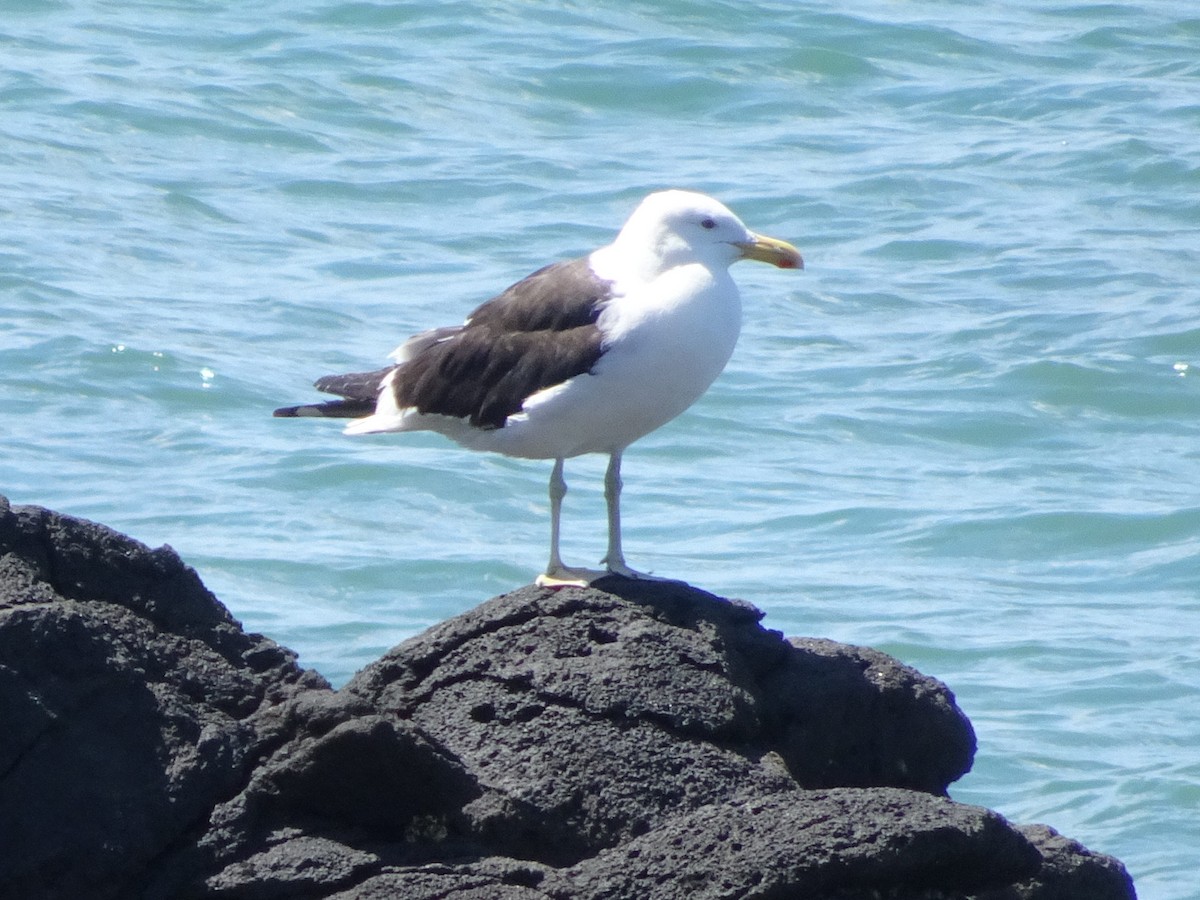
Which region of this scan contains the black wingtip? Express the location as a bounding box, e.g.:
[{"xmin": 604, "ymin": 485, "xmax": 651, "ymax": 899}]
[{"xmin": 272, "ymin": 399, "xmax": 376, "ymax": 419}]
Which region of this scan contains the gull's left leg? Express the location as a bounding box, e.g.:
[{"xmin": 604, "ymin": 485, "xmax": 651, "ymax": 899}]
[
  {"xmin": 536, "ymin": 457, "xmax": 607, "ymax": 588},
  {"xmin": 601, "ymin": 450, "xmax": 667, "ymax": 580}
]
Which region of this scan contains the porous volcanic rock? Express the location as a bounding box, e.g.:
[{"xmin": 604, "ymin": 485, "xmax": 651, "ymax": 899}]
[
  {"xmin": 0, "ymin": 497, "xmax": 331, "ymax": 899},
  {"xmin": 0, "ymin": 497, "xmax": 1136, "ymax": 900},
  {"xmin": 345, "ymin": 577, "xmax": 978, "ymax": 864}
]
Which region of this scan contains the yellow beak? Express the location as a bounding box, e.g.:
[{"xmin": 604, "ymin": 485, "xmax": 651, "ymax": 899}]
[{"xmin": 735, "ymin": 232, "xmax": 804, "ymax": 270}]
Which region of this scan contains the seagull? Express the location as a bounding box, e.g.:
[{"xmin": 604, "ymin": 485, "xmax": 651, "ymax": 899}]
[{"xmin": 274, "ymin": 190, "xmax": 803, "ymax": 586}]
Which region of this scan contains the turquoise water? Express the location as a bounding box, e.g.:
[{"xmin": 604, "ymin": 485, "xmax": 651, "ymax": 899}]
[{"xmin": 3, "ymin": 2, "xmax": 1197, "ymax": 895}]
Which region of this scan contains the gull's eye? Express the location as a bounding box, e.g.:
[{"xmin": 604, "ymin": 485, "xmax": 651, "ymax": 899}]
[{"xmin": 700, "ymin": 217, "xmax": 717, "ymax": 230}]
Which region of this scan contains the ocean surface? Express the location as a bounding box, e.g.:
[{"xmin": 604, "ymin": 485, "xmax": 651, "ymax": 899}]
[{"xmin": 3, "ymin": 1, "xmax": 1197, "ymax": 895}]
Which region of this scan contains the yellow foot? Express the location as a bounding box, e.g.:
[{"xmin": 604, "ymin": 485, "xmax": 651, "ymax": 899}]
[
  {"xmin": 536, "ymin": 562, "xmax": 682, "ymax": 588},
  {"xmin": 536, "ymin": 566, "xmax": 609, "ymax": 588}
]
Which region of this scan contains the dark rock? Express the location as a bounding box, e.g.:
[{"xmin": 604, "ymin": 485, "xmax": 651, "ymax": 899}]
[
  {"xmin": 346, "ymin": 578, "xmax": 975, "ymax": 865},
  {"xmin": 323, "ymin": 858, "xmax": 565, "ymax": 900},
  {"xmin": 564, "ymin": 788, "xmax": 1041, "ymax": 900},
  {"xmin": 767, "ymin": 636, "xmax": 977, "ymax": 792},
  {"xmin": 0, "ymin": 497, "xmax": 328, "ymax": 900},
  {"xmin": 976, "ymin": 824, "xmax": 1138, "ymax": 900},
  {"xmin": 185, "ymin": 705, "xmax": 507, "ymax": 898},
  {"xmin": 0, "ymin": 498, "xmax": 1137, "ymax": 900}
]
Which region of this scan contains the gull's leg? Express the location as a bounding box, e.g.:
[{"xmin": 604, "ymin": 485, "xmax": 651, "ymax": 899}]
[
  {"xmin": 547, "ymin": 457, "xmax": 567, "ymax": 575},
  {"xmin": 536, "ymin": 458, "xmax": 606, "ymax": 587},
  {"xmin": 601, "ymin": 450, "xmax": 628, "ymax": 573},
  {"xmin": 601, "ymin": 450, "xmax": 676, "ymax": 582},
  {"xmin": 602, "ymin": 452, "xmax": 648, "ymax": 579}
]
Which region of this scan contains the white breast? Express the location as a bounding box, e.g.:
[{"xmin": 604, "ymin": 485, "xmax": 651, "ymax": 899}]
[{"xmin": 465, "ymin": 261, "xmax": 742, "ymax": 460}]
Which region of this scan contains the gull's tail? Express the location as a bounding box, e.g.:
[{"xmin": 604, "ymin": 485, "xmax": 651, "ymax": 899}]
[{"xmin": 273, "ymin": 366, "xmax": 393, "ymax": 419}]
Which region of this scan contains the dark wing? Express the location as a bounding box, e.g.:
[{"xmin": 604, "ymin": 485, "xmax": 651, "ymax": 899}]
[
  {"xmin": 465, "ymin": 257, "xmax": 610, "ymax": 332},
  {"xmin": 395, "ymin": 257, "xmax": 613, "ymax": 428},
  {"xmin": 393, "ymin": 323, "xmax": 604, "ymax": 428},
  {"xmin": 312, "ymin": 367, "xmax": 396, "ymax": 401},
  {"xmin": 273, "ymin": 367, "xmax": 392, "ymax": 418},
  {"xmin": 274, "ymin": 256, "xmax": 612, "ymax": 427}
]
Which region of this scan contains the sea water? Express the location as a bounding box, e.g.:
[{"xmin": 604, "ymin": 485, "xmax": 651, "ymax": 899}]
[{"xmin": 2, "ymin": 2, "xmax": 1197, "ymax": 896}]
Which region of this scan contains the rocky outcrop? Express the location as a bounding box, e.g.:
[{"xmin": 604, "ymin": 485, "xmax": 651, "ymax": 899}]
[
  {"xmin": 0, "ymin": 497, "xmax": 329, "ymax": 899},
  {"xmin": 0, "ymin": 497, "xmax": 1137, "ymax": 899}
]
